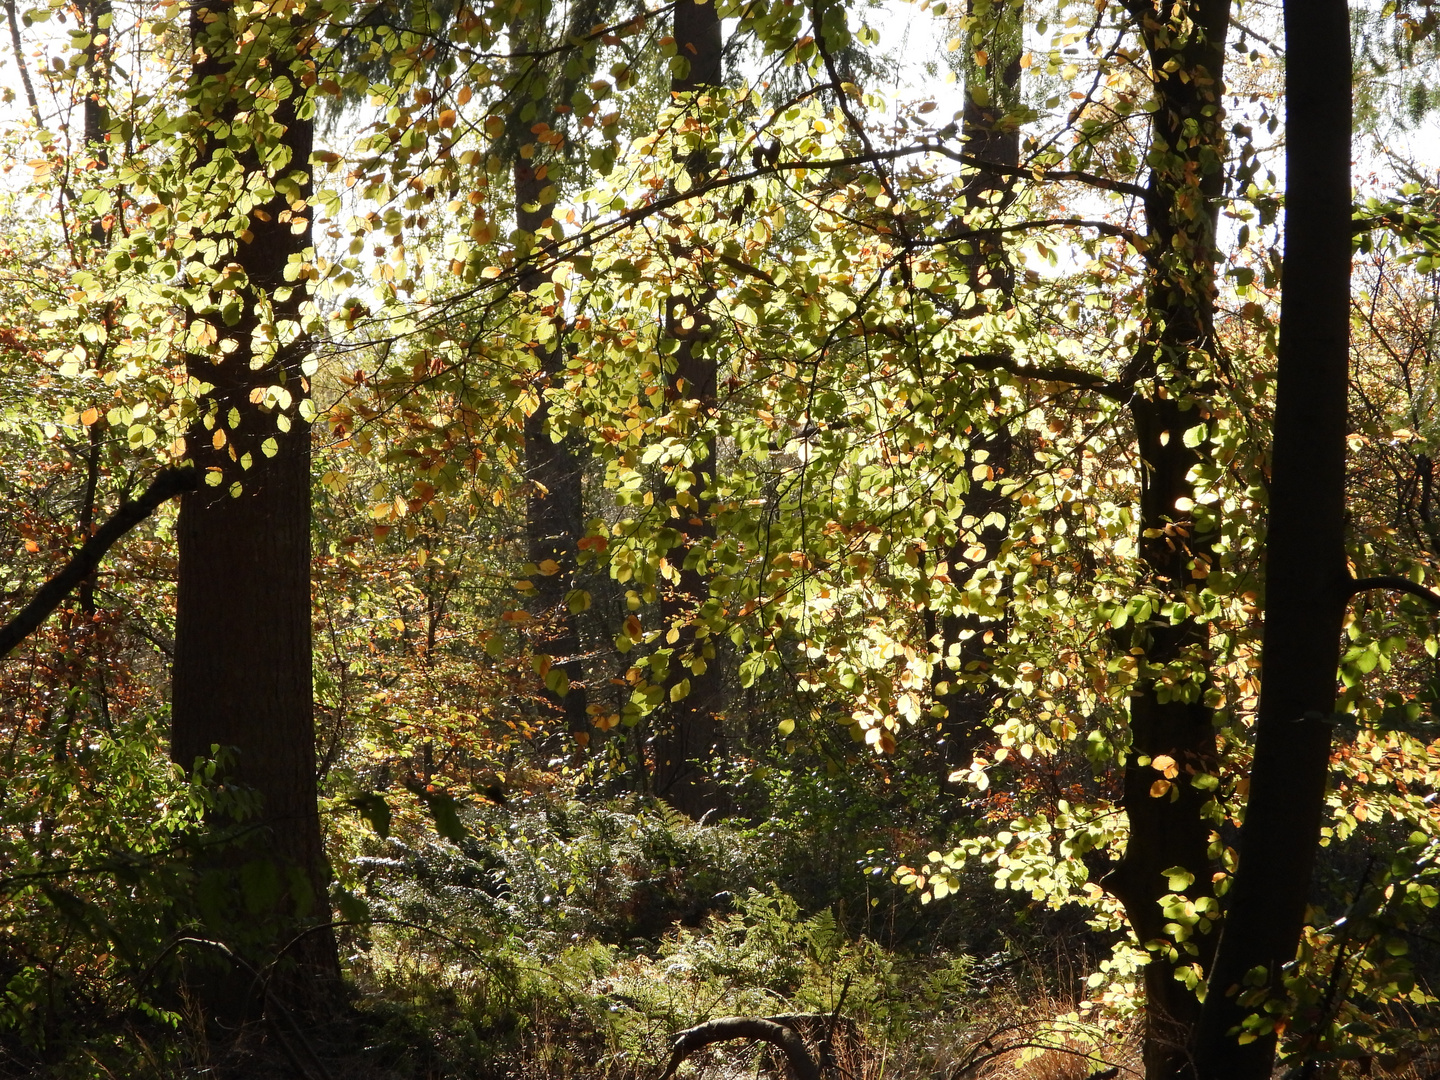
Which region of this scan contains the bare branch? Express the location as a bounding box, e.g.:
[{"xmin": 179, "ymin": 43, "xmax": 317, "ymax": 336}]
[
  {"xmin": 659, "ymin": 1016, "xmax": 821, "ymax": 1080},
  {"xmin": 1348, "ymin": 575, "xmax": 1440, "ymax": 609},
  {"xmin": 0, "ymin": 467, "xmax": 197, "ymax": 659}
]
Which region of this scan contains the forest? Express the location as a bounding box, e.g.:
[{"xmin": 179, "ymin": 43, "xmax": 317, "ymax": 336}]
[{"xmin": 0, "ymin": 0, "xmax": 1439, "ymax": 1075}]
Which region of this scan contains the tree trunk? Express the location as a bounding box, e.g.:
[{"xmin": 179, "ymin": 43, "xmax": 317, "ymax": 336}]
[
  {"xmin": 170, "ymin": 0, "xmax": 339, "ymax": 1010},
  {"xmin": 1102, "ymin": 4, "xmax": 1230, "ymax": 1076},
  {"xmin": 653, "ymin": 0, "xmax": 728, "ymax": 819},
  {"xmin": 935, "ymin": 0, "xmax": 1021, "ymax": 786},
  {"xmin": 1194, "ymin": 1, "xmax": 1352, "ymax": 1075},
  {"xmin": 518, "ymin": 160, "xmax": 592, "ymax": 752}
]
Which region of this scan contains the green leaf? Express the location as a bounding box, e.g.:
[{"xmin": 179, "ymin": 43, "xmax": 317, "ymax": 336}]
[
  {"xmin": 422, "ymin": 792, "xmax": 467, "ymax": 844},
  {"xmin": 348, "ymin": 792, "xmax": 391, "ymax": 839},
  {"xmin": 1163, "ymin": 865, "xmax": 1195, "ymax": 892}
]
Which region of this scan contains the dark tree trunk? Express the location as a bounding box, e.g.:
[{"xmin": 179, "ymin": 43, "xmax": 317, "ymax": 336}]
[
  {"xmin": 1194, "ymin": 2, "xmax": 1353, "ymax": 1075},
  {"xmin": 170, "ymin": 0, "xmax": 339, "ymax": 1008},
  {"xmin": 518, "ymin": 161, "xmax": 591, "ymax": 751},
  {"xmin": 935, "ymin": 0, "xmax": 1021, "ymax": 784},
  {"xmin": 1102, "ymin": 4, "xmax": 1230, "ymax": 1077},
  {"xmin": 653, "ymin": 0, "xmax": 728, "ymax": 819}
]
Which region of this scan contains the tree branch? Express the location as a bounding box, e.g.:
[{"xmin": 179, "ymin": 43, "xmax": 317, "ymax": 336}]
[
  {"xmin": 930, "ymin": 147, "xmax": 1150, "ymax": 201},
  {"xmin": 659, "ymin": 1016, "xmax": 820, "ymax": 1080},
  {"xmin": 1348, "ymin": 576, "xmax": 1440, "ymax": 609},
  {"xmin": 0, "ymin": 467, "xmax": 197, "ymax": 659}
]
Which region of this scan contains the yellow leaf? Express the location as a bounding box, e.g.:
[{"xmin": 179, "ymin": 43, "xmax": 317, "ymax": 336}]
[
  {"xmin": 80, "ymin": 408, "xmax": 99, "ymax": 426},
  {"xmin": 1151, "ymin": 753, "xmax": 1179, "ymax": 778},
  {"xmin": 537, "ymin": 558, "xmax": 561, "ymax": 575},
  {"xmin": 1150, "ymin": 778, "xmax": 1172, "ymax": 798},
  {"xmin": 212, "ymin": 429, "xmax": 226, "ymax": 449}
]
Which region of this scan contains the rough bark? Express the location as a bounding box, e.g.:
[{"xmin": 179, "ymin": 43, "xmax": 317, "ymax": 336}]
[
  {"xmin": 1100, "ymin": 4, "xmax": 1230, "ymax": 1077},
  {"xmin": 170, "ymin": 0, "xmax": 339, "ymax": 1008},
  {"xmin": 1193, "ymin": 1, "xmax": 1352, "ymax": 1075},
  {"xmin": 653, "ymin": 0, "xmax": 728, "ymax": 818}
]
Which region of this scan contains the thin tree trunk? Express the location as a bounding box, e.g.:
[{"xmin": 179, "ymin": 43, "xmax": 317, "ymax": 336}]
[
  {"xmin": 1194, "ymin": 1, "xmax": 1353, "ymax": 1075},
  {"xmin": 653, "ymin": 0, "xmax": 728, "ymax": 818},
  {"xmin": 2, "ymin": 0, "xmax": 40, "ymax": 126},
  {"xmin": 1101, "ymin": 4, "xmax": 1230, "ymax": 1076},
  {"xmin": 81, "ymin": 0, "xmax": 110, "ymax": 244},
  {"xmin": 170, "ymin": 0, "xmax": 339, "ymax": 1011}
]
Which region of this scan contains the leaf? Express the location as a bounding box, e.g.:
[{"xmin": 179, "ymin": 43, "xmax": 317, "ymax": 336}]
[
  {"xmin": 423, "ymin": 792, "xmax": 466, "ymax": 843},
  {"xmin": 348, "ymin": 792, "xmax": 391, "ymax": 838},
  {"xmin": 1163, "ymin": 866, "xmax": 1195, "ymax": 891},
  {"xmin": 334, "ymin": 886, "xmax": 370, "ymax": 923},
  {"xmin": 545, "ymin": 667, "xmax": 571, "ymax": 697}
]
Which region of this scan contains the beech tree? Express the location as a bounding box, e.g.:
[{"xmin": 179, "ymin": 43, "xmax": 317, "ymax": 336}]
[
  {"xmin": 6, "ymin": 0, "xmax": 1440, "ymax": 1074},
  {"xmin": 168, "ymin": 0, "xmax": 340, "ymax": 1000},
  {"xmin": 1194, "ymin": 0, "xmax": 1356, "ymax": 1072}
]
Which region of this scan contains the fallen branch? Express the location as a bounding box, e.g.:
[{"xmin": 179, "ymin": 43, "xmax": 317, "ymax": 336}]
[
  {"xmin": 660, "ymin": 1016, "xmax": 821, "ymax": 1080},
  {"xmin": 0, "ymin": 466, "xmax": 197, "ymax": 659}
]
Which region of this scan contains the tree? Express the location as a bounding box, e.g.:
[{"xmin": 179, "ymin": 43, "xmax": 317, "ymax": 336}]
[
  {"xmin": 168, "ymin": 0, "xmax": 338, "ymax": 1001},
  {"xmin": 510, "ymin": 4, "xmax": 595, "ymax": 759},
  {"xmin": 1193, "ymin": 0, "xmax": 1355, "ymax": 1073},
  {"xmin": 652, "ymin": 0, "xmax": 730, "ymax": 817}
]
